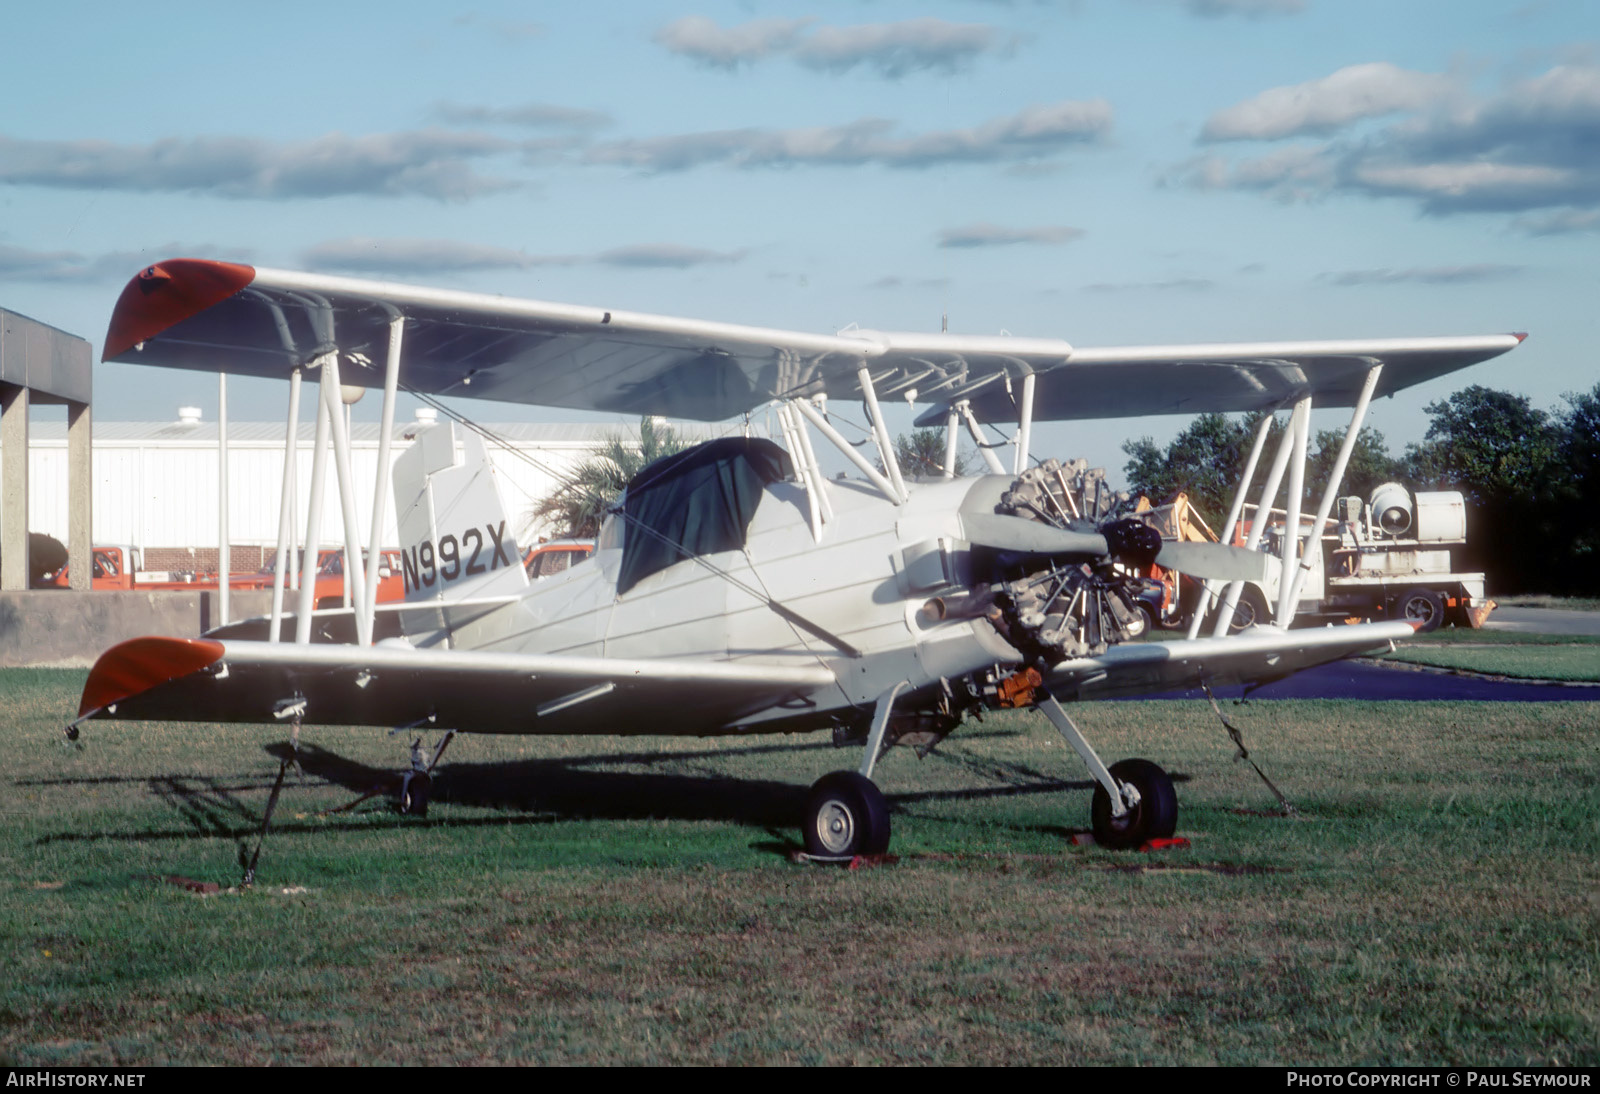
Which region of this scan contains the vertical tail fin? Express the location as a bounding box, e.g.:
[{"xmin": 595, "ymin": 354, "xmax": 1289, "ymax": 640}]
[{"xmin": 392, "ymin": 422, "xmax": 528, "ymax": 606}]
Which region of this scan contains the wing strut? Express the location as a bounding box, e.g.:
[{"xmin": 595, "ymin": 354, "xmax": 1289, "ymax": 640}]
[
  {"xmin": 1285, "ymin": 362, "xmax": 1384, "ymax": 611},
  {"xmin": 267, "ymin": 367, "xmax": 304, "ymax": 643},
  {"xmin": 958, "ymin": 400, "xmax": 1007, "ymax": 474},
  {"xmin": 857, "ymin": 365, "xmax": 909, "ymax": 504},
  {"xmin": 1186, "ymin": 412, "xmax": 1274, "ymax": 637},
  {"xmin": 1013, "ymin": 372, "xmax": 1036, "ymax": 475},
  {"xmin": 792, "ymin": 397, "xmax": 902, "ymax": 503},
  {"xmin": 1207, "ymin": 396, "xmax": 1301, "ymax": 637},
  {"xmin": 361, "ymin": 315, "xmax": 405, "ymax": 642}
]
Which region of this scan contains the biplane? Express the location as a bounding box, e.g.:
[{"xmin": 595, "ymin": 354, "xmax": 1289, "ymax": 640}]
[{"xmin": 70, "ymin": 258, "xmax": 1524, "ymax": 855}]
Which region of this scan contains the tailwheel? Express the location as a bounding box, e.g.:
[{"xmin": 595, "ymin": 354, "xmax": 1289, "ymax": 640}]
[
  {"xmin": 398, "ymin": 731, "xmax": 454, "ymax": 817},
  {"xmin": 400, "ymin": 771, "xmax": 431, "ymax": 817},
  {"xmin": 803, "ymin": 771, "xmax": 891, "ymax": 857},
  {"xmin": 1090, "ymin": 758, "xmax": 1177, "ymax": 850}
]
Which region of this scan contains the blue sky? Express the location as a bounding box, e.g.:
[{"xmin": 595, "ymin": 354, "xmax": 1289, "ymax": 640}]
[{"xmin": 2, "ymin": 0, "xmax": 1596, "ymax": 483}]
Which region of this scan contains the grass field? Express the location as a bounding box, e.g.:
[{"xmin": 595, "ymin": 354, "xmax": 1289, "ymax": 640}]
[
  {"xmin": 1498, "ymin": 596, "xmax": 1600, "ymax": 612},
  {"xmin": 3, "ymin": 668, "xmax": 1597, "ymax": 1065},
  {"xmin": 1377, "ymin": 630, "xmax": 1600, "ymax": 682}
]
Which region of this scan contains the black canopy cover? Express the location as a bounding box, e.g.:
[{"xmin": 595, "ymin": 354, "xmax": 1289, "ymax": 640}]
[{"xmin": 617, "ymin": 438, "xmax": 793, "ymax": 595}]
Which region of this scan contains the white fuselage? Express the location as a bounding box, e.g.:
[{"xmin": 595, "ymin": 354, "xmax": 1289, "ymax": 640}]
[{"xmin": 445, "ymin": 475, "xmax": 1023, "ymax": 730}]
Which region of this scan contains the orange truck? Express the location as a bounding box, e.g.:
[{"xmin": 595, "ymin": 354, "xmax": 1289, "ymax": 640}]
[
  {"xmin": 52, "ymin": 545, "xmax": 405, "ymax": 608},
  {"xmin": 49, "ymin": 546, "xmax": 211, "ymax": 591}
]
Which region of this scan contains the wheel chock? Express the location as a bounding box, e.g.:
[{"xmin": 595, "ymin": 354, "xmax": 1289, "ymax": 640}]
[
  {"xmin": 789, "ymin": 851, "xmax": 898, "ymax": 869},
  {"xmin": 1070, "ymin": 833, "xmax": 1191, "ymax": 851}
]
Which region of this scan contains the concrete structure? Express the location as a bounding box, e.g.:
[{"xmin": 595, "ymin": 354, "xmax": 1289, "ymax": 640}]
[
  {"xmin": 0, "ymin": 589, "xmax": 274, "ymax": 668},
  {"xmin": 0, "ymin": 309, "xmax": 91, "ymax": 590}
]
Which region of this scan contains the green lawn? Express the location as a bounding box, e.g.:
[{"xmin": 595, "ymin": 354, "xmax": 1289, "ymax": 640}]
[
  {"xmin": 3, "ymin": 669, "xmax": 1596, "ymax": 1065},
  {"xmin": 1378, "ymin": 644, "xmax": 1600, "ymax": 682}
]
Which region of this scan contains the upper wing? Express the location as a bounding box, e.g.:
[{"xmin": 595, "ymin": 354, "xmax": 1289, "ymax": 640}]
[
  {"xmin": 74, "ymin": 636, "xmax": 837, "ymax": 735},
  {"xmin": 1043, "ymin": 620, "xmax": 1415, "ymax": 700},
  {"xmin": 104, "ymin": 259, "xmax": 1523, "ymax": 423}
]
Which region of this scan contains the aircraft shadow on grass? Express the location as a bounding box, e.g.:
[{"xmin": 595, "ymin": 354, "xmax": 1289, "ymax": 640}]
[{"xmin": 29, "ymin": 729, "xmax": 1180, "ymax": 852}]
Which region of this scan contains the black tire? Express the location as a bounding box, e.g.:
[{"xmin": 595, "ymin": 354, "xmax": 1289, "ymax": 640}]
[
  {"xmin": 1214, "ymin": 585, "xmax": 1270, "ymax": 634},
  {"xmin": 1135, "ymin": 603, "xmax": 1157, "ymax": 637},
  {"xmin": 401, "ymin": 771, "xmax": 431, "ymax": 817},
  {"xmin": 1395, "ymin": 587, "xmax": 1446, "ymax": 633},
  {"xmin": 1091, "ymin": 758, "xmax": 1178, "ymax": 850},
  {"xmin": 803, "ymin": 771, "xmax": 891, "ymax": 857}
]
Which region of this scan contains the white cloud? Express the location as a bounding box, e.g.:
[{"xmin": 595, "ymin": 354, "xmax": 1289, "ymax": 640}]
[
  {"xmin": 432, "ymin": 102, "xmax": 611, "ymax": 131},
  {"xmin": 1318, "ymin": 264, "xmax": 1523, "ymax": 286},
  {"xmin": 302, "ymin": 238, "xmax": 576, "ymax": 274},
  {"xmin": 653, "ymin": 16, "xmax": 811, "ymax": 69},
  {"xmin": 0, "ymin": 130, "xmax": 516, "ymax": 201},
  {"xmin": 794, "ymin": 19, "xmax": 1007, "ymax": 78},
  {"xmin": 1202, "ymin": 63, "xmax": 1455, "ymax": 141},
  {"xmin": 301, "ymin": 238, "xmax": 744, "ymax": 275},
  {"xmin": 1083, "ymin": 277, "xmax": 1215, "ymax": 292},
  {"xmin": 0, "ymin": 241, "xmax": 251, "ymax": 282},
  {"xmin": 1178, "ymin": 0, "xmax": 1305, "ymax": 16},
  {"xmin": 656, "ymin": 16, "xmax": 1008, "ymax": 78},
  {"xmin": 1179, "ymin": 63, "xmax": 1600, "ymax": 216},
  {"xmin": 595, "ymin": 245, "xmax": 746, "ymax": 269},
  {"xmin": 585, "ymin": 101, "xmax": 1111, "ymax": 172},
  {"xmin": 1513, "ymin": 207, "xmax": 1600, "ymax": 234},
  {"xmin": 937, "ymin": 223, "xmax": 1084, "ymax": 248}
]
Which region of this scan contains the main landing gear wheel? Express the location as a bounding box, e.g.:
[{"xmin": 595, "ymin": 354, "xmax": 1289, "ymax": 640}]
[
  {"xmin": 803, "ymin": 771, "xmax": 891, "ymax": 857},
  {"xmin": 1091, "ymin": 758, "xmax": 1177, "ymax": 850},
  {"xmin": 1396, "ymin": 587, "xmax": 1445, "ymax": 633}
]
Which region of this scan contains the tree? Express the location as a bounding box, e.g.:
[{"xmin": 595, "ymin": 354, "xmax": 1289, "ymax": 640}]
[
  {"xmin": 1400, "ymin": 386, "xmax": 1564, "ymax": 594},
  {"xmin": 1122, "ymin": 413, "xmax": 1256, "ymax": 522},
  {"xmin": 1306, "ymin": 426, "xmax": 1401, "ymax": 505},
  {"xmin": 529, "ymin": 417, "xmax": 687, "ymax": 539},
  {"xmin": 1553, "ymin": 381, "xmax": 1600, "ymax": 577},
  {"xmin": 1401, "ymin": 386, "xmax": 1559, "ymax": 506},
  {"xmin": 891, "ymin": 429, "xmax": 971, "ymax": 479}
]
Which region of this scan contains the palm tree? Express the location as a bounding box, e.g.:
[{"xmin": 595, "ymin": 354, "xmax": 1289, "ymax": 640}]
[
  {"xmin": 891, "ymin": 428, "xmax": 972, "ymax": 480},
  {"xmin": 529, "ymin": 417, "xmax": 686, "ymax": 538}
]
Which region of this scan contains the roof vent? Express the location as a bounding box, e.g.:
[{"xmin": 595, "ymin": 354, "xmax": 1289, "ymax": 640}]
[
  {"xmin": 177, "ymin": 406, "xmax": 202, "ymax": 425},
  {"xmin": 414, "ymin": 407, "xmax": 438, "ymax": 424}
]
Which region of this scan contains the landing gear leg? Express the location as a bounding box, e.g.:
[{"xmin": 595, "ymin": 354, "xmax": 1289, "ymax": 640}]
[
  {"xmin": 1035, "ymin": 690, "xmax": 1177, "ymax": 849},
  {"xmin": 801, "ymin": 683, "xmax": 903, "ymax": 857}
]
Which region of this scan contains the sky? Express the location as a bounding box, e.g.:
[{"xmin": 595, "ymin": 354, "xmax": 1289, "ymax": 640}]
[{"xmin": 2, "ymin": 0, "xmax": 1597, "ymax": 487}]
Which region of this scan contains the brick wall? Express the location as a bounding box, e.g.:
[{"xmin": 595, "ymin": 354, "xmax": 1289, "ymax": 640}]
[{"xmin": 143, "ymin": 545, "xmax": 269, "ymax": 573}]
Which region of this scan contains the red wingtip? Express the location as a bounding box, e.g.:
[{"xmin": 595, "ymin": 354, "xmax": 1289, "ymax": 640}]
[
  {"xmin": 102, "ymin": 259, "xmax": 256, "ymax": 362},
  {"xmin": 1512, "ymin": 331, "xmax": 1529, "ymax": 343},
  {"xmin": 78, "ymin": 637, "xmax": 226, "ymax": 717}
]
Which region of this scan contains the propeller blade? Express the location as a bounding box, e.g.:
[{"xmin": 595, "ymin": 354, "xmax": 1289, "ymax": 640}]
[
  {"xmin": 1154, "ymin": 540, "xmax": 1270, "ymax": 583},
  {"xmin": 960, "ymin": 512, "xmax": 1107, "ymax": 557}
]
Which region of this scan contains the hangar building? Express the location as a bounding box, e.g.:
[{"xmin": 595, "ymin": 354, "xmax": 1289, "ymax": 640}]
[{"xmin": 10, "ymin": 409, "xmax": 741, "ymax": 574}]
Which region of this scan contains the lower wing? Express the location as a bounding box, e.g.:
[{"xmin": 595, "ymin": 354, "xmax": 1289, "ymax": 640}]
[
  {"xmin": 73, "ymin": 637, "xmax": 837, "ymax": 736},
  {"xmin": 1044, "ymin": 621, "xmax": 1415, "ymax": 700}
]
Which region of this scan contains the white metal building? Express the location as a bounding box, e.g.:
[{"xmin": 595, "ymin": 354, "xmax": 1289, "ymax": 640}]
[{"xmin": 15, "ymin": 410, "xmax": 744, "ymax": 555}]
